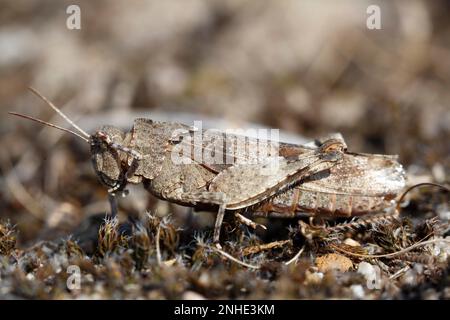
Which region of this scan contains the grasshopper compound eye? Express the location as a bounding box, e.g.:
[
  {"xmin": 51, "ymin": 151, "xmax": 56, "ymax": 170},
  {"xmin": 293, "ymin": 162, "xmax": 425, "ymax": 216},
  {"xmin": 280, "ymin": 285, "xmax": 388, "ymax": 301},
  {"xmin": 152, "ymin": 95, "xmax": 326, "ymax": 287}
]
[{"xmin": 94, "ymin": 131, "xmax": 112, "ymax": 144}]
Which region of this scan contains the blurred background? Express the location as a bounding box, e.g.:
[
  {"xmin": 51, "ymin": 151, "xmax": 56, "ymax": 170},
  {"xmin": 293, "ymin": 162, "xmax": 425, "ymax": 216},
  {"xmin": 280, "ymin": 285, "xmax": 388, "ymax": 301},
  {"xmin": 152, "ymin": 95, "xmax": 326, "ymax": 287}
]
[{"xmin": 0, "ymin": 0, "xmax": 449, "ymax": 245}]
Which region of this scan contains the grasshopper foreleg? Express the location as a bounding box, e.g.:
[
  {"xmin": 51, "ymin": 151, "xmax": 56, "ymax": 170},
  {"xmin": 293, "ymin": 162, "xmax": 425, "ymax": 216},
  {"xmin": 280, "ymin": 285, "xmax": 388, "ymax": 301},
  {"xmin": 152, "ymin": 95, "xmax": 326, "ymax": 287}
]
[{"xmin": 108, "ymin": 193, "xmax": 119, "ymax": 217}]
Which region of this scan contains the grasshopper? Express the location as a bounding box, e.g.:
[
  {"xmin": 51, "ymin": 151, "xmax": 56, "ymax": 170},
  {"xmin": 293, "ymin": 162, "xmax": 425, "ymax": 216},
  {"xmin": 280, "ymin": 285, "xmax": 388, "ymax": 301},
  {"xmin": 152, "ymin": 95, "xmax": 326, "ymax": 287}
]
[{"xmin": 10, "ymin": 88, "xmax": 406, "ymax": 245}]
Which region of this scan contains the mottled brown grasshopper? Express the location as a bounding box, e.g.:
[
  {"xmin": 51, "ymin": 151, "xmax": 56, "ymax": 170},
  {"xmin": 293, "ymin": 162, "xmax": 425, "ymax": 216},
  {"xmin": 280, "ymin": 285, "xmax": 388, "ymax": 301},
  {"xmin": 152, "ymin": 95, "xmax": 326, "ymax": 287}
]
[{"xmin": 10, "ymin": 88, "xmax": 406, "ymax": 245}]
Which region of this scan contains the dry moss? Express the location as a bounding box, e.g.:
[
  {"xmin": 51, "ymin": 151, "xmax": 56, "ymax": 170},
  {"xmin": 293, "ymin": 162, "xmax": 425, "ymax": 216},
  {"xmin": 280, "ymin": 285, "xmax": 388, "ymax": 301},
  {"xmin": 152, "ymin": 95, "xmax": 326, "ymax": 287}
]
[{"xmin": 0, "ymin": 221, "xmax": 16, "ymax": 256}]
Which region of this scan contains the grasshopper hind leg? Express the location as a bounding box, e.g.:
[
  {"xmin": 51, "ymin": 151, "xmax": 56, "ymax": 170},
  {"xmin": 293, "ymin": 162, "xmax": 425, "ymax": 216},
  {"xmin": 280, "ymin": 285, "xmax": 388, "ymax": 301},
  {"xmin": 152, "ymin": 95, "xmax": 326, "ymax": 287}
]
[
  {"xmin": 171, "ymin": 190, "xmax": 228, "ymax": 246},
  {"xmin": 174, "ymin": 192, "xmax": 266, "ymax": 246},
  {"xmin": 213, "ymin": 204, "xmax": 226, "ymax": 248}
]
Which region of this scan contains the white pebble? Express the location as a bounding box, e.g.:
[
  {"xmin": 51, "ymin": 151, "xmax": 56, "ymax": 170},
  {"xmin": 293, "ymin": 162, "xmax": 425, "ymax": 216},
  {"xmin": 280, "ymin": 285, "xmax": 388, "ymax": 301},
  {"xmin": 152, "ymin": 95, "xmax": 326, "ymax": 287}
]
[{"xmin": 351, "ymin": 284, "xmax": 365, "ymax": 299}]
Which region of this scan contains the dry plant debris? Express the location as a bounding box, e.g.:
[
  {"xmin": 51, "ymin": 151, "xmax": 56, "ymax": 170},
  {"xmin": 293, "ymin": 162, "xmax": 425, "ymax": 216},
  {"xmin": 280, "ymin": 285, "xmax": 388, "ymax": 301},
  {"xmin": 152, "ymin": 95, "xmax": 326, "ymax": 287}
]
[{"xmin": 0, "ymin": 200, "xmax": 448, "ymax": 299}]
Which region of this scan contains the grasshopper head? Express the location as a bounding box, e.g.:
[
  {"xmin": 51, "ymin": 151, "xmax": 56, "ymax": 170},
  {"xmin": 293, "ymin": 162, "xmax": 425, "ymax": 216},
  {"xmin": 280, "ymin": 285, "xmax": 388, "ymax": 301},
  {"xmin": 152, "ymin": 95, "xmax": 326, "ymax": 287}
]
[{"xmin": 90, "ymin": 126, "xmax": 126, "ymax": 191}]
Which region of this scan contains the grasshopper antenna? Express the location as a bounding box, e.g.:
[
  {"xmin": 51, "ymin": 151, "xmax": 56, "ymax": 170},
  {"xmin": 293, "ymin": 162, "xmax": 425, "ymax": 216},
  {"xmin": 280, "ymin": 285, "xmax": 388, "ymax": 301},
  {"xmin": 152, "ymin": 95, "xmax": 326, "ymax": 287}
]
[
  {"xmin": 9, "ymin": 112, "xmax": 90, "ymax": 143},
  {"xmin": 28, "ymin": 87, "xmax": 90, "ymax": 139}
]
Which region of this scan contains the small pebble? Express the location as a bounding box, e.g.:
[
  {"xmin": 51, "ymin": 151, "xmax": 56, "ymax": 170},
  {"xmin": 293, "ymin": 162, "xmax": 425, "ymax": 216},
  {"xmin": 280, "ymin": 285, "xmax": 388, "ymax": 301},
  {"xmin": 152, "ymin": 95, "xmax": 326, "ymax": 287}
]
[
  {"xmin": 304, "ymin": 270, "xmax": 324, "ymax": 284},
  {"xmin": 343, "ymin": 238, "xmax": 361, "ymax": 247},
  {"xmin": 357, "ymin": 262, "xmax": 381, "ymax": 289},
  {"xmin": 350, "ymin": 284, "xmax": 365, "ymax": 299},
  {"xmin": 315, "ymin": 253, "xmax": 353, "ymax": 273},
  {"xmin": 182, "ymin": 291, "xmax": 205, "ymax": 300}
]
